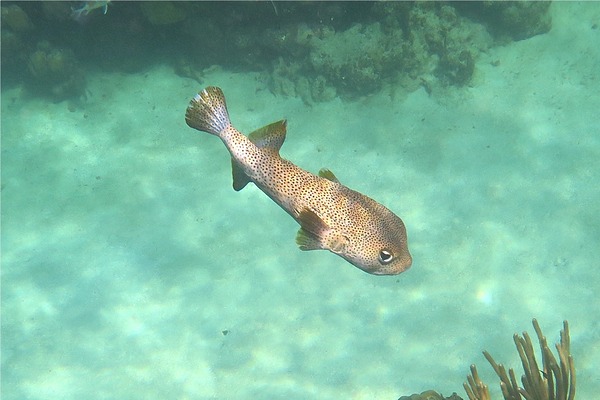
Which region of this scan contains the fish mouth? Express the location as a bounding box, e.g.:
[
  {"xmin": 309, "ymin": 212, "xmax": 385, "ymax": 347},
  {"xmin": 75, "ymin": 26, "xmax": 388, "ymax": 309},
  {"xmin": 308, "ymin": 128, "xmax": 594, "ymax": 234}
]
[{"xmin": 397, "ymin": 253, "xmax": 413, "ymax": 273}]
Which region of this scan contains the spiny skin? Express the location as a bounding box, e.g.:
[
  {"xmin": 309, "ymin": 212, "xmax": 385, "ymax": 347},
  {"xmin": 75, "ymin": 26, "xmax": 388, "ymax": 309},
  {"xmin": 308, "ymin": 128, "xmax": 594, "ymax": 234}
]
[{"xmin": 185, "ymin": 87, "xmax": 411, "ymax": 275}]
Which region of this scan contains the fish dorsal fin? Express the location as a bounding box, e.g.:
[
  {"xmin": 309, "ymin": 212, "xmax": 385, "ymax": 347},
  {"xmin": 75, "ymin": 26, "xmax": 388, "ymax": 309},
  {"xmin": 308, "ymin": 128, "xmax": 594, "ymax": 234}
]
[
  {"xmin": 248, "ymin": 120, "xmax": 287, "ymax": 154},
  {"xmin": 318, "ymin": 168, "xmax": 340, "ymax": 183},
  {"xmin": 230, "ymin": 120, "xmax": 286, "ymax": 191},
  {"xmin": 295, "ymin": 207, "xmax": 329, "ymax": 251},
  {"xmin": 231, "ymin": 158, "xmax": 251, "ymax": 191}
]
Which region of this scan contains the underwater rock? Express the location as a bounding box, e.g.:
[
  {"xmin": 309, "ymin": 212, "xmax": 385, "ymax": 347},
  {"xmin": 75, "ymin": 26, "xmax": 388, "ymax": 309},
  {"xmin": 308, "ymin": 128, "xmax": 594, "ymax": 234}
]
[
  {"xmin": 266, "ymin": 20, "xmax": 408, "ymax": 100},
  {"xmin": 1, "ymin": 4, "xmax": 34, "ymax": 32},
  {"xmin": 270, "ymin": 3, "xmax": 493, "ymax": 100},
  {"xmin": 140, "ymin": 2, "xmax": 186, "ymax": 25},
  {"xmin": 267, "ymin": 58, "xmax": 298, "ymax": 103},
  {"xmin": 487, "ymin": 2, "xmax": 552, "ymax": 40},
  {"xmin": 173, "ymin": 57, "xmax": 204, "ymax": 84},
  {"xmin": 269, "ymin": 57, "xmax": 303, "ymax": 98},
  {"xmin": 438, "ymin": 50, "xmax": 475, "ymax": 86},
  {"xmin": 310, "ymin": 75, "xmax": 337, "ymax": 103},
  {"xmin": 40, "ymin": 2, "xmax": 72, "ymax": 22},
  {"xmin": 268, "ymin": 57, "xmax": 336, "ymax": 105},
  {"xmin": 27, "ymin": 41, "xmax": 86, "ymax": 102},
  {"xmin": 456, "ymin": 2, "xmax": 552, "ymax": 41},
  {"xmin": 1, "ymin": 5, "xmax": 33, "ymax": 85},
  {"xmin": 1, "ymin": 29, "xmax": 24, "ymax": 61}
]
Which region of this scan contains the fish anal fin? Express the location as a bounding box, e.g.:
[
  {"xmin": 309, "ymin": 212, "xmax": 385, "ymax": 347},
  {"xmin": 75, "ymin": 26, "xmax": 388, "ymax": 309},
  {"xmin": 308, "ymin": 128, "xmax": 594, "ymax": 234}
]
[
  {"xmin": 231, "ymin": 158, "xmax": 251, "ymax": 191},
  {"xmin": 295, "ymin": 207, "xmax": 329, "ymax": 251},
  {"xmin": 318, "ymin": 168, "xmax": 340, "ymax": 183},
  {"xmin": 248, "ymin": 120, "xmax": 287, "ymax": 154}
]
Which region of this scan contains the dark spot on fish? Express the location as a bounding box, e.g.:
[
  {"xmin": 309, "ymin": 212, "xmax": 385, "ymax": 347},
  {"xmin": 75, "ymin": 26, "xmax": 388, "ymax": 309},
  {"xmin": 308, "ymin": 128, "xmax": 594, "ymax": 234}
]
[{"xmin": 222, "ymin": 330, "xmax": 229, "ymax": 336}]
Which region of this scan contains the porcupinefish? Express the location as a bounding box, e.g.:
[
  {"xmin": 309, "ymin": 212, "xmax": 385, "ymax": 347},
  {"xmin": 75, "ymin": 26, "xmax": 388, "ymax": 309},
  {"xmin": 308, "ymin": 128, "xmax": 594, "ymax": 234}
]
[{"xmin": 184, "ymin": 86, "xmax": 411, "ymax": 275}]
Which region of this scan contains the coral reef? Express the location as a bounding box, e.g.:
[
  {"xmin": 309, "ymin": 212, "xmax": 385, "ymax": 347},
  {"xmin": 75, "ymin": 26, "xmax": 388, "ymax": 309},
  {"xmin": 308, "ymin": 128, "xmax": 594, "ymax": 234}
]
[
  {"xmin": 2, "ymin": 2, "xmax": 553, "ymax": 102},
  {"xmin": 264, "ymin": 2, "xmax": 493, "ymax": 101},
  {"xmin": 1, "ymin": 3, "xmax": 87, "ymax": 101},
  {"xmin": 464, "ymin": 320, "xmax": 575, "ymax": 400},
  {"xmin": 398, "ymin": 320, "xmax": 576, "ymax": 400},
  {"xmin": 464, "ymin": 364, "xmax": 491, "ymax": 400},
  {"xmin": 399, "ymin": 390, "xmax": 463, "ymax": 400},
  {"xmin": 306, "ymin": 22, "xmax": 405, "ymax": 95},
  {"xmin": 405, "ymin": 3, "xmax": 489, "ymax": 87}
]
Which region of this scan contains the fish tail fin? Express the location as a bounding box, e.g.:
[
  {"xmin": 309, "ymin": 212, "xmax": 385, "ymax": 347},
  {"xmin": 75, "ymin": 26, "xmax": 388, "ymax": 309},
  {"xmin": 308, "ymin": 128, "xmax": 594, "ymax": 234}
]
[{"xmin": 185, "ymin": 86, "xmax": 231, "ymax": 136}]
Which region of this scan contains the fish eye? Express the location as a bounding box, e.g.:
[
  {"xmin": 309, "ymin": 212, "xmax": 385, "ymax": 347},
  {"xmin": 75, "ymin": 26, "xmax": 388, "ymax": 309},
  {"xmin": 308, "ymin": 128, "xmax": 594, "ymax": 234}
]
[{"xmin": 378, "ymin": 250, "xmax": 394, "ymax": 264}]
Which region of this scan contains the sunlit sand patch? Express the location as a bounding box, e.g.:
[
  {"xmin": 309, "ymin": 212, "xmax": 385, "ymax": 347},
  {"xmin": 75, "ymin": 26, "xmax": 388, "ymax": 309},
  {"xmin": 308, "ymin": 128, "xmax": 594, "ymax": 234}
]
[{"xmin": 475, "ymin": 282, "xmax": 496, "ymax": 307}]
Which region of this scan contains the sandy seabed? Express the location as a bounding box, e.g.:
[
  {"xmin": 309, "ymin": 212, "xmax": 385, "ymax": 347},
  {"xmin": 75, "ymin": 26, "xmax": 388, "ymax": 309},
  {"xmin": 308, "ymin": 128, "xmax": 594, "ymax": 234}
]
[{"xmin": 2, "ymin": 3, "xmax": 599, "ymax": 399}]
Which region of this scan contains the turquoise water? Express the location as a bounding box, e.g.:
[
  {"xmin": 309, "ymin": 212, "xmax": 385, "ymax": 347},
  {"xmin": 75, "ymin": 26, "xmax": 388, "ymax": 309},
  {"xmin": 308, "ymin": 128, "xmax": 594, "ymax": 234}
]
[{"xmin": 2, "ymin": 3, "xmax": 599, "ymax": 399}]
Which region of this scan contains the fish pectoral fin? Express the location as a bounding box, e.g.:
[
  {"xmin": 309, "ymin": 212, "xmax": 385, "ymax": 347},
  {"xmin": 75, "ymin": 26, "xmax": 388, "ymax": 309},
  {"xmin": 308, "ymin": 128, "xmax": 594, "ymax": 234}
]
[
  {"xmin": 318, "ymin": 168, "xmax": 340, "ymax": 183},
  {"xmin": 328, "ymin": 233, "xmax": 349, "ymax": 254},
  {"xmin": 295, "ymin": 207, "xmax": 329, "ymax": 251},
  {"xmin": 297, "ymin": 227, "xmax": 349, "ymax": 254},
  {"xmin": 231, "ymin": 158, "xmax": 251, "ymax": 191},
  {"xmin": 248, "ymin": 120, "xmax": 287, "ymax": 154},
  {"xmin": 296, "ymin": 227, "xmax": 323, "ymax": 251}
]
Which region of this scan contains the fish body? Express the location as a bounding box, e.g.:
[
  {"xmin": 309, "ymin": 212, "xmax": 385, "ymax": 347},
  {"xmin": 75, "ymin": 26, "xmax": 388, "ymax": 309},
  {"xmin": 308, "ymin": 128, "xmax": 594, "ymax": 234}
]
[
  {"xmin": 71, "ymin": 1, "xmax": 110, "ymax": 21},
  {"xmin": 185, "ymin": 87, "xmax": 411, "ymax": 275}
]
